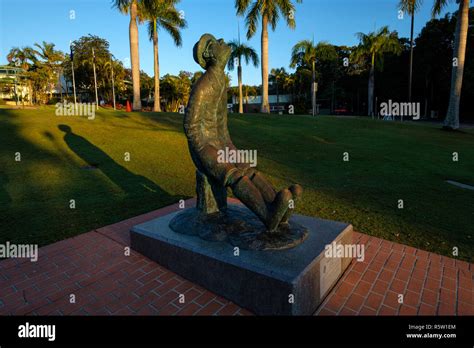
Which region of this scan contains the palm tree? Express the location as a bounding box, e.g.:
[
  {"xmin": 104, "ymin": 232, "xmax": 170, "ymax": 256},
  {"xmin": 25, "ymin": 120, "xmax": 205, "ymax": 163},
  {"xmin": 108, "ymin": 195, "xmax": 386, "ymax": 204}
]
[
  {"xmin": 6, "ymin": 47, "xmax": 36, "ymax": 105},
  {"xmin": 102, "ymin": 57, "xmax": 121, "ymax": 104},
  {"xmin": 282, "ymin": 73, "xmax": 296, "ymax": 102},
  {"xmin": 142, "ymin": 0, "xmax": 186, "ymax": 112},
  {"xmin": 269, "ymin": 67, "xmax": 287, "ymax": 105},
  {"xmin": 235, "ymin": 0, "xmax": 302, "ymax": 113},
  {"xmin": 7, "ymin": 47, "xmax": 36, "ymax": 70},
  {"xmin": 290, "ymin": 40, "xmax": 317, "ymax": 111},
  {"xmin": 352, "ymin": 26, "xmax": 402, "ymax": 117},
  {"xmin": 113, "ymin": 0, "xmax": 143, "ymax": 111},
  {"xmin": 290, "ymin": 40, "xmax": 335, "ymax": 115},
  {"xmin": 227, "ymin": 39, "xmax": 259, "ymax": 114},
  {"xmin": 399, "ymin": 0, "xmax": 423, "ymax": 102},
  {"xmin": 433, "ymin": 0, "xmax": 469, "ymax": 130},
  {"xmin": 33, "ymin": 41, "xmax": 65, "ymax": 100}
]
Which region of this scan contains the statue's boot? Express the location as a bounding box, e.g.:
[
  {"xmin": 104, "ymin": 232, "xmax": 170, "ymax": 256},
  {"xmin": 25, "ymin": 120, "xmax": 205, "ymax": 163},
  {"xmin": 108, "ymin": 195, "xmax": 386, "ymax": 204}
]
[
  {"xmin": 231, "ymin": 176, "xmax": 269, "ymax": 225},
  {"xmin": 231, "ymin": 176, "xmax": 291, "ymax": 232},
  {"xmin": 266, "ymin": 189, "xmax": 293, "ymax": 232},
  {"xmin": 249, "ymin": 171, "xmax": 276, "ymax": 204},
  {"xmin": 280, "ymin": 184, "xmax": 303, "ymax": 225}
]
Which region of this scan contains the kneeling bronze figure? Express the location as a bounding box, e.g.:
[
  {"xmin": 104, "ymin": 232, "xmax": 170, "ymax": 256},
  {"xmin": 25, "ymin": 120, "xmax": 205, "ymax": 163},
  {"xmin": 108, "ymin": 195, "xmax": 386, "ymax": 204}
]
[{"xmin": 169, "ymin": 34, "xmax": 307, "ymax": 250}]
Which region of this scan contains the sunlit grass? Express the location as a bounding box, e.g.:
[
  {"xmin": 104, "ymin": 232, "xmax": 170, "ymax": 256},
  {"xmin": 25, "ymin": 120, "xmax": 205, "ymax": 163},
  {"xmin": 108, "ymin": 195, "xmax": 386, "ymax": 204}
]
[{"xmin": 0, "ymin": 107, "xmax": 472, "ymax": 261}]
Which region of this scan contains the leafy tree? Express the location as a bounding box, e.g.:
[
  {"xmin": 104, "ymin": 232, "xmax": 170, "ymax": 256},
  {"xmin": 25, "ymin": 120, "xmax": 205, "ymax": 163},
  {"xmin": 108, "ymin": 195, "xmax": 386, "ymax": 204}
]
[
  {"xmin": 269, "ymin": 67, "xmax": 288, "ymax": 104},
  {"xmin": 7, "ymin": 44, "xmax": 64, "ymax": 104},
  {"xmin": 5, "ymin": 47, "xmax": 36, "ymax": 104},
  {"xmin": 6, "ymin": 47, "xmax": 36, "ymax": 70},
  {"xmin": 412, "ymin": 14, "xmax": 454, "ymax": 117},
  {"xmin": 352, "ymin": 26, "xmax": 402, "ymax": 116},
  {"xmin": 290, "ymin": 40, "xmax": 339, "ymax": 114},
  {"xmin": 64, "ymin": 35, "xmax": 123, "ymax": 103},
  {"xmin": 32, "ymin": 42, "xmax": 65, "ymax": 100},
  {"xmin": 160, "ymin": 71, "xmax": 192, "ymax": 112}
]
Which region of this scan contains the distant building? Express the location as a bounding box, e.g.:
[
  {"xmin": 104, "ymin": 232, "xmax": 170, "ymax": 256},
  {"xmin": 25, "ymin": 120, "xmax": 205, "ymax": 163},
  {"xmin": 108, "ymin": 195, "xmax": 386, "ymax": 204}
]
[
  {"xmin": 0, "ymin": 65, "xmax": 31, "ymax": 104},
  {"xmin": 231, "ymin": 94, "xmax": 293, "ymax": 113},
  {"xmin": 51, "ymin": 74, "xmax": 70, "ymax": 97}
]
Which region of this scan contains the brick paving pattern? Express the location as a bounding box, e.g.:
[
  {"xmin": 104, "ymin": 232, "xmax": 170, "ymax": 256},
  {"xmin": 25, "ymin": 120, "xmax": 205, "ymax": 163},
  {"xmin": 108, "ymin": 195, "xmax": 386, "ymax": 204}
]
[
  {"xmin": 1, "ymin": 199, "xmax": 472, "ymax": 316},
  {"xmin": 315, "ymin": 233, "xmax": 473, "ymax": 316}
]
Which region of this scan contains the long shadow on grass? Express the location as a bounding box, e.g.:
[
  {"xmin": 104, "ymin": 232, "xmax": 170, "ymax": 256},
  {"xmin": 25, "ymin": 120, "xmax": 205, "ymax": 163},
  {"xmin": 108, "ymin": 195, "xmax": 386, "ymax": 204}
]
[
  {"xmin": 58, "ymin": 124, "xmax": 177, "ymax": 200},
  {"xmin": 0, "ymin": 168, "xmax": 12, "ymax": 207},
  {"xmin": 0, "ymin": 109, "xmax": 75, "ymax": 245},
  {"xmin": 0, "ymin": 109, "xmax": 185, "ymax": 248}
]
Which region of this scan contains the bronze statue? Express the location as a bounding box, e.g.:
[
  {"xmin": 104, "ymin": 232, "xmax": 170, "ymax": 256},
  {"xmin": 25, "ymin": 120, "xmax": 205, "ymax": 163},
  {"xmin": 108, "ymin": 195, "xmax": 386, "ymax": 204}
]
[{"xmin": 170, "ymin": 34, "xmax": 307, "ymax": 250}]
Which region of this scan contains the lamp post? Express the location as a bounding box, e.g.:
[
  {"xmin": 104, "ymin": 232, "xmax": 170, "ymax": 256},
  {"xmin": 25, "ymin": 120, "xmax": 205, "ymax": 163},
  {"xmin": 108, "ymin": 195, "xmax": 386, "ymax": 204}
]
[{"xmin": 70, "ymin": 43, "xmax": 77, "ymax": 110}]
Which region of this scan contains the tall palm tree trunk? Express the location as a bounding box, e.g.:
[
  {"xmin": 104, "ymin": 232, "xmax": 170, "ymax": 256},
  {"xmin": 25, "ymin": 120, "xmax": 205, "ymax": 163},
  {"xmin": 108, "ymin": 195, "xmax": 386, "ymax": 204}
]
[
  {"xmin": 153, "ymin": 20, "xmax": 161, "ymax": 112},
  {"xmin": 238, "ymin": 64, "xmax": 243, "ymax": 114},
  {"xmin": 261, "ymin": 14, "xmax": 270, "ymax": 113},
  {"xmin": 368, "ymin": 61, "xmax": 375, "ymax": 118},
  {"xmin": 129, "ymin": 1, "xmax": 142, "ymax": 111},
  {"xmin": 312, "ymin": 60, "xmax": 316, "ymax": 116},
  {"xmin": 408, "ymin": 12, "xmax": 414, "ymax": 102},
  {"xmin": 444, "ymin": 0, "xmax": 469, "ymax": 130}
]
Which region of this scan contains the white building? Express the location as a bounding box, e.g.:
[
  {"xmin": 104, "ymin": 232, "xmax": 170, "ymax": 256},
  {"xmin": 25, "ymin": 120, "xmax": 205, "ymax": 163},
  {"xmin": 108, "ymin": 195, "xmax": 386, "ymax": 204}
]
[
  {"xmin": 0, "ymin": 65, "xmax": 31, "ymax": 104},
  {"xmin": 231, "ymin": 94, "xmax": 293, "ymax": 113}
]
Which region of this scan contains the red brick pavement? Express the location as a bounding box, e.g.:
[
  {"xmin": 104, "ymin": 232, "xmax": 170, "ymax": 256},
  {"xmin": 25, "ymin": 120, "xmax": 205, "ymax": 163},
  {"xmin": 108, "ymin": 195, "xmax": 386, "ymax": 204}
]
[
  {"xmin": 0, "ymin": 199, "xmax": 472, "ymax": 316},
  {"xmin": 315, "ymin": 233, "xmax": 473, "ymax": 316}
]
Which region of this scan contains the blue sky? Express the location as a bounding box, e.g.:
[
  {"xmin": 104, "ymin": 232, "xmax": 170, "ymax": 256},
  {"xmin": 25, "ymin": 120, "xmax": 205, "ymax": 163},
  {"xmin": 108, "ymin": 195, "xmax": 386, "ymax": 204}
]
[{"xmin": 0, "ymin": 0, "xmax": 458, "ymax": 86}]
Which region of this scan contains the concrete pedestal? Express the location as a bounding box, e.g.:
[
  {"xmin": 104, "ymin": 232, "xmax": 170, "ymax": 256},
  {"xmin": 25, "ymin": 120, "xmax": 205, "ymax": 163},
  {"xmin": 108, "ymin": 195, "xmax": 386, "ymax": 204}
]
[{"xmin": 130, "ymin": 203, "xmax": 353, "ymax": 315}]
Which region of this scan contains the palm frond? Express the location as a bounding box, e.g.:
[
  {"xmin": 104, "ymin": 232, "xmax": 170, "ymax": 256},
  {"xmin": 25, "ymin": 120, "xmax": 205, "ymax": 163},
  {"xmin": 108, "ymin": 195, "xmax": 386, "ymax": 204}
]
[
  {"xmin": 275, "ymin": 0, "xmax": 299, "ymax": 28},
  {"xmin": 147, "ymin": 20, "xmax": 155, "ymax": 42},
  {"xmin": 112, "ymin": 0, "xmax": 132, "ymax": 14},
  {"xmin": 227, "ymin": 40, "xmax": 259, "ymax": 70},
  {"xmin": 353, "ymin": 26, "xmax": 402, "ymax": 71},
  {"xmin": 143, "ymin": 0, "xmax": 186, "ymax": 46},
  {"xmin": 432, "ymin": 0, "xmax": 450, "ymax": 16},
  {"xmin": 235, "ymin": 0, "xmax": 253, "ymax": 16},
  {"xmin": 290, "ymin": 39, "xmax": 315, "ymax": 68},
  {"xmin": 245, "ymin": 1, "xmax": 261, "ymax": 39},
  {"xmin": 399, "ymin": 0, "xmax": 423, "ymax": 15},
  {"xmin": 159, "ymin": 19, "xmax": 183, "ymax": 46}
]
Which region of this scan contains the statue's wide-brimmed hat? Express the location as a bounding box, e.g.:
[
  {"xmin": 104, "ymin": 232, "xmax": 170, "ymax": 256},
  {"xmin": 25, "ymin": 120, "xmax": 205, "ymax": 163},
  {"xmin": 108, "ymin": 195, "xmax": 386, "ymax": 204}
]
[{"xmin": 193, "ymin": 34, "xmax": 216, "ymax": 69}]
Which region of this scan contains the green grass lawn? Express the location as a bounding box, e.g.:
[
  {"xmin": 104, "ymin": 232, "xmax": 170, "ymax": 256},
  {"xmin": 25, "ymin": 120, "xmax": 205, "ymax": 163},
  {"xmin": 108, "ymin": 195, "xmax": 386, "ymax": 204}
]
[{"xmin": 0, "ymin": 107, "xmax": 473, "ymax": 261}]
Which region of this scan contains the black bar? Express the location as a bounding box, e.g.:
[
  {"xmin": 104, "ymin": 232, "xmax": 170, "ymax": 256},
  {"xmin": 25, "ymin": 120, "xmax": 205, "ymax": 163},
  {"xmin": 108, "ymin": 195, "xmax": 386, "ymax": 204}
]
[{"xmin": 0, "ymin": 316, "xmax": 472, "ymax": 345}]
